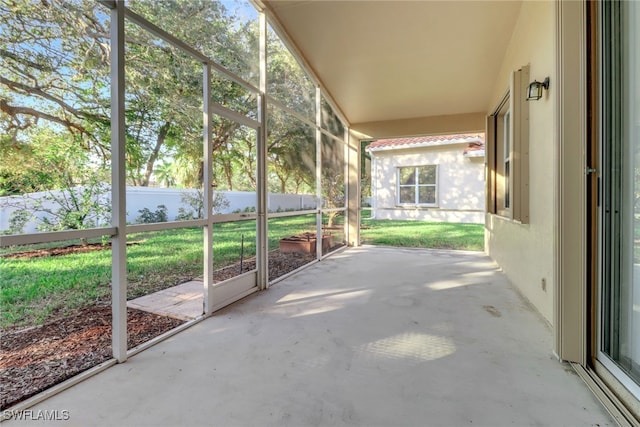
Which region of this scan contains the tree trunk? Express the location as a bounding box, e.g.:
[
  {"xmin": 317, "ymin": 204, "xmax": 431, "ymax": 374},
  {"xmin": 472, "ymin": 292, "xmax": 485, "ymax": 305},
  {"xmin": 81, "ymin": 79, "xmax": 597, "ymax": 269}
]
[
  {"xmin": 223, "ymin": 159, "xmax": 233, "ymax": 190},
  {"xmin": 327, "ymin": 212, "xmax": 336, "ymax": 228},
  {"xmin": 196, "ymin": 161, "xmax": 204, "ymax": 188},
  {"xmin": 141, "ymin": 121, "xmax": 170, "ymax": 187},
  {"xmin": 275, "ymin": 168, "xmax": 289, "ymax": 193}
]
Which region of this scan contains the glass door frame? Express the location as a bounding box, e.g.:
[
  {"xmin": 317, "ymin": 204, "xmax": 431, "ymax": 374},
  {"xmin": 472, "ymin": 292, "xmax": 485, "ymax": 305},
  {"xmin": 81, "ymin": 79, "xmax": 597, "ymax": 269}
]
[{"xmin": 594, "ymin": 0, "xmax": 640, "ymax": 401}]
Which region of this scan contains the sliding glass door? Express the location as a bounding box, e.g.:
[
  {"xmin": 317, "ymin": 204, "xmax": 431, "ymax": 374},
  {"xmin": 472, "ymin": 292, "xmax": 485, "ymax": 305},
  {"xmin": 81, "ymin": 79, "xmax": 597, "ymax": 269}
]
[{"xmin": 598, "ymin": 0, "xmax": 640, "ymax": 399}]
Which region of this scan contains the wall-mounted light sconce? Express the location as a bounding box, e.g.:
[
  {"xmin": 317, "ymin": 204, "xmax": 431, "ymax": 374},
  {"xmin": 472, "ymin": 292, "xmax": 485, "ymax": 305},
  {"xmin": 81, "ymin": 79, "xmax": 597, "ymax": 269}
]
[{"xmin": 526, "ymin": 77, "xmax": 550, "ymax": 101}]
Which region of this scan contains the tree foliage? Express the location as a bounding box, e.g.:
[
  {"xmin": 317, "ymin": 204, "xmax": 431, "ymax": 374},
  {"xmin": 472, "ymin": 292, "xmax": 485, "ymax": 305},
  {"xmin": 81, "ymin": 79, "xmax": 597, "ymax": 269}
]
[
  {"xmin": 175, "ymin": 190, "xmax": 230, "ymax": 220},
  {"xmin": 0, "ymin": 127, "xmax": 90, "ymax": 196},
  {"xmin": 267, "ymin": 108, "xmax": 315, "ymax": 194},
  {"xmin": 0, "ymin": 0, "xmax": 111, "ymax": 152},
  {"xmin": 0, "ymin": 0, "xmax": 345, "ymax": 221}
]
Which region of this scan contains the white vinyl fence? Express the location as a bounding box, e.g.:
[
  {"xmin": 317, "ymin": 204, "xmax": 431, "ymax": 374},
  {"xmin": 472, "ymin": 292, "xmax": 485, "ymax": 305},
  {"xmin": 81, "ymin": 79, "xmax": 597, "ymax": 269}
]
[{"xmin": 0, "ymin": 187, "xmax": 317, "ymax": 234}]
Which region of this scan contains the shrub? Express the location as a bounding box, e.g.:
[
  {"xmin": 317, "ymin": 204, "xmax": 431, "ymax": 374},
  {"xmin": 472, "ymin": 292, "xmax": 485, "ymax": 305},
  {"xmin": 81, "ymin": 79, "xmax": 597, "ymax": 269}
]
[
  {"xmin": 176, "ymin": 190, "xmax": 230, "ymax": 220},
  {"xmin": 1, "ymin": 180, "xmax": 111, "ymax": 236},
  {"xmin": 1, "ymin": 210, "xmax": 31, "ymax": 235},
  {"xmin": 135, "ymin": 205, "xmax": 168, "ymax": 224}
]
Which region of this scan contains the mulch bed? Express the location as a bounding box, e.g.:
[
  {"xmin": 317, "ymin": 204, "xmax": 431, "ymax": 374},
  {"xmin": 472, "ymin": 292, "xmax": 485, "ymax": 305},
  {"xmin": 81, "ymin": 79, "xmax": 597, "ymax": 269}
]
[
  {"xmin": 0, "ymin": 307, "xmax": 184, "ymax": 410},
  {"xmin": 3, "ymin": 243, "xmax": 110, "ymax": 259},
  {"xmin": 211, "ymin": 249, "xmax": 317, "ymax": 283},
  {"xmin": 0, "ymin": 247, "xmax": 319, "ymax": 410}
]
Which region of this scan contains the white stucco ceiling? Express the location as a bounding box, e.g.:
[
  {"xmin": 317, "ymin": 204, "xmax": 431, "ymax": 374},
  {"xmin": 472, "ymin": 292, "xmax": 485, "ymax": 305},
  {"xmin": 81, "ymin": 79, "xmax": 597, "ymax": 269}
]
[{"xmin": 262, "ymin": 0, "xmax": 522, "ymax": 125}]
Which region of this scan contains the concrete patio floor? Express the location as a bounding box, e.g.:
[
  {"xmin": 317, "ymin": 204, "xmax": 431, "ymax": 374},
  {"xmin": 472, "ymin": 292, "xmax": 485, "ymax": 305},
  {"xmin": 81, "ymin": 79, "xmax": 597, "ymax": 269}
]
[{"xmin": 5, "ymin": 246, "xmax": 614, "ymax": 426}]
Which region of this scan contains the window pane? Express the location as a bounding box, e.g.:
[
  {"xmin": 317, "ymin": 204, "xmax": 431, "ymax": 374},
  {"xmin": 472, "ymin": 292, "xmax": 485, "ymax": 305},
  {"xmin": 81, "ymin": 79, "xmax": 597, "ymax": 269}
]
[
  {"xmin": 599, "ymin": 0, "xmax": 640, "ymax": 393},
  {"xmin": 321, "ymin": 96, "xmax": 345, "ymax": 139},
  {"xmin": 268, "ymin": 214, "xmax": 317, "ymax": 280},
  {"xmin": 267, "ymin": 104, "xmax": 317, "ymax": 207},
  {"xmin": 504, "ymin": 110, "xmax": 511, "ymax": 157},
  {"xmin": 1, "ymin": 235, "xmax": 113, "ymax": 407},
  {"xmin": 127, "ymin": 230, "xmax": 194, "ymax": 350},
  {"xmin": 321, "ymin": 134, "xmax": 345, "ymax": 209},
  {"xmin": 418, "ymin": 186, "xmax": 436, "ymax": 204},
  {"xmin": 504, "ymin": 160, "xmax": 510, "ymax": 209},
  {"xmin": 267, "ymin": 25, "xmax": 315, "ymax": 120},
  {"xmin": 126, "ymin": 0, "xmax": 259, "ymax": 87},
  {"xmin": 418, "ymin": 166, "xmax": 436, "ymax": 184},
  {"xmin": 212, "ymin": 119, "xmax": 257, "ymax": 212},
  {"xmin": 0, "ymin": 1, "xmax": 112, "ymax": 234},
  {"xmin": 323, "ymin": 211, "xmax": 345, "ymax": 255},
  {"xmin": 124, "ymin": 25, "xmax": 205, "ymax": 223},
  {"xmin": 399, "ymin": 187, "xmax": 414, "ymax": 204},
  {"xmin": 212, "ymin": 219, "xmax": 257, "ymax": 272},
  {"xmin": 399, "ymin": 168, "xmax": 415, "ymax": 185},
  {"xmin": 210, "ymin": 68, "xmax": 258, "ymax": 119}
]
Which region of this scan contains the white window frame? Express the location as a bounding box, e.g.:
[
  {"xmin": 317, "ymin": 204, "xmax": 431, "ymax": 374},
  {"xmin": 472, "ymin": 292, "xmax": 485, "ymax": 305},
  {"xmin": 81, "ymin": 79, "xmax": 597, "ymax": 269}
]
[
  {"xmin": 503, "ymin": 109, "xmax": 511, "ymax": 210},
  {"xmin": 486, "ymin": 64, "xmax": 529, "ymax": 223},
  {"xmin": 396, "ymin": 165, "xmax": 438, "ymax": 207}
]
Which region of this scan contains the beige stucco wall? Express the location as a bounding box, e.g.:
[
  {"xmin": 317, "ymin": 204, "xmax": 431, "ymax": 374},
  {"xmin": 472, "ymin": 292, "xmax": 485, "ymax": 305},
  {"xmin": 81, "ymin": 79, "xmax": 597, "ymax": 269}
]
[
  {"xmin": 485, "ymin": 0, "xmax": 555, "ymax": 323},
  {"xmin": 371, "ymin": 144, "xmax": 485, "ymax": 223}
]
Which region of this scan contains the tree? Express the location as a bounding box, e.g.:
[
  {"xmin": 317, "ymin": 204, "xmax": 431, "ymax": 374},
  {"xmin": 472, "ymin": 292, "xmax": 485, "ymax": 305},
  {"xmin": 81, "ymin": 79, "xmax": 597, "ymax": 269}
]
[
  {"xmin": 267, "ymin": 117, "xmax": 315, "ymax": 194},
  {"xmin": 321, "ymin": 137, "xmax": 346, "ymax": 227},
  {"xmin": 267, "ymin": 29, "xmax": 315, "ymax": 120},
  {"xmin": 1, "ymin": 0, "xmax": 260, "ymax": 192},
  {"xmin": 0, "ymin": 79, "xmax": 111, "ymax": 237},
  {"xmin": 1, "ymin": 0, "xmax": 346, "ymax": 207},
  {"xmin": 3, "ymin": 166, "xmax": 111, "ymax": 238},
  {"xmin": 153, "ymin": 161, "xmax": 178, "ymax": 188},
  {"xmin": 0, "ymin": 127, "xmax": 102, "ymax": 196},
  {"xmin": 124, "ymin": 0, "xmax": 260, "ymax": 188},
  {"xmin": 0, "ymin": 0, "xmax": 112, "ymax": 157},
  {"xmin": 123, "ymin": 21, "xmax": 203, "ymax": 187},
  {"xmin": 33, "ymin": 176, "xmax": 111, "ymax": 233},
  {"xmin": 265, "ymin": 38, "xmax": 317, "ymax": 195},
  {"xmin": 360, "ymin": 140, "xmax": 373, "ymax": 204},
  {"xmin": 176, "ymin": 189, "xmax": 230, "ymax": 220}
]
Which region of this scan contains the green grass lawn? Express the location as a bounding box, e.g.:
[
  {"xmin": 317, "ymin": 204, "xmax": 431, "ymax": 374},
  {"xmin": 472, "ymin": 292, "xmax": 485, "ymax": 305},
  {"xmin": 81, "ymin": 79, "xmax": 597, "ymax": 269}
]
[
  {"xmin": 1, "ymin": 215, "xmax": 319, "ymax": 329},
  {"xmin": 361, "ymin": 217, "xmax": 484, "ymax": 251},
  {"xmin": 1, "ymin": 213, "xmax": 483, "ymax": 329}
]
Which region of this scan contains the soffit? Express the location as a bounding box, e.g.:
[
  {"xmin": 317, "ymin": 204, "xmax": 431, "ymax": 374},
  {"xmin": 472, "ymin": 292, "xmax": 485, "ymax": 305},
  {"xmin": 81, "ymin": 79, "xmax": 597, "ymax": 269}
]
[{"xmin": 263, "ymin": 0, "xmax": 522, "ymax": 125}]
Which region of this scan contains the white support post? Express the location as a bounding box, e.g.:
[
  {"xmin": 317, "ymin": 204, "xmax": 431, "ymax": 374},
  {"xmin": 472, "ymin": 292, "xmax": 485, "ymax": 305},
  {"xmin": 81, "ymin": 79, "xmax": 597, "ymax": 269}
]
[
  {"xmin": 257, "ymin": 11, "xmax": 269, "ymax": 290},
  {"xmin": 110, "ymin": 0, "xmax": 127, "ymax": 363},
  {"xmin": 344, "ymin": 127, "xmax": 349, "ymax": 246},
  {"xmin": 316, "ymin": 87, "xmax": 323, "ymax": 259},
  {"xmin": 350, "ymin": 130, "xmax": 362, "ymax": 246},
  {"xmin": 203, "ymin": 63, "xmax": 214, "ymax": 315},
  {"xmin": 555, "ymin": 0, "xmax": 587, "ymax": 364}
]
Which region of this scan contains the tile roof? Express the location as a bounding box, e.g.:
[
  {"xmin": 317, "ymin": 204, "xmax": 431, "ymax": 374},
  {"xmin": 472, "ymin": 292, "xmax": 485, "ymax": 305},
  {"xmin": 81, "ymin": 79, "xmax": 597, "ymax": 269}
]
[{"xmin": 367, "ymin": 133, "xmax": 485, "ymax": 152}]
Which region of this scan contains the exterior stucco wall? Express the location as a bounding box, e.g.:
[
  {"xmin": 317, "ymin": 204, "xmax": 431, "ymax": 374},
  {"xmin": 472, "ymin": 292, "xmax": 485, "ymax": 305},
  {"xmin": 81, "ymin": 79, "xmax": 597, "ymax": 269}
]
[
  {"xmin": 485, "ymin": 0, "xmax": 555, "ymax": 323},
  {"xmin": 371, "ymin": 145, "xmax": 484, "ymax": 223}
]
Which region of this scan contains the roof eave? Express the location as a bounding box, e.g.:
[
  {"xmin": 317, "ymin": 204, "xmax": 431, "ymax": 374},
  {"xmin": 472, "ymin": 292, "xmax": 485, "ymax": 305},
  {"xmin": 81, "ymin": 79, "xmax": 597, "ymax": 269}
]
[{"xmin": 367, "ymin": 138, "xmax": 483, "ymax": 153}]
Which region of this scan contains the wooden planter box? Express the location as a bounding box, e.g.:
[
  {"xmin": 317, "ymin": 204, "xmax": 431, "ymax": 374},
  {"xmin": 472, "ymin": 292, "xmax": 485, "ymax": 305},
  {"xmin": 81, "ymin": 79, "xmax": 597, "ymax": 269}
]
[{"xmin": 279, "ymin": 232, "xmax": 333, "ymax": 255}]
